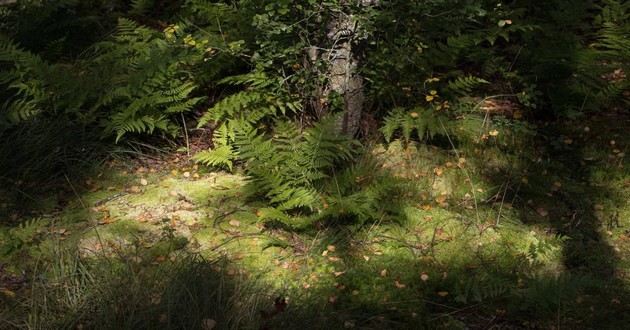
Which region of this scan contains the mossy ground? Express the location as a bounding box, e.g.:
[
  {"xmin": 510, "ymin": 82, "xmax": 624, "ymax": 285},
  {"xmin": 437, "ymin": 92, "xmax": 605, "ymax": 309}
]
[{"xmin": 1, "ymin": 114, "xmax": 628, "ymax": 329}]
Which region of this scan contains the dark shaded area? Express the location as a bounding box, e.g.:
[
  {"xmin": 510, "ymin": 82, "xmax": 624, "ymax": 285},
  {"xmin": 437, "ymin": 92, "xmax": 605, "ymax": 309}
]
[{"xmin": 479, "ymin": 111, "xmax": 630, "ymax": 327}]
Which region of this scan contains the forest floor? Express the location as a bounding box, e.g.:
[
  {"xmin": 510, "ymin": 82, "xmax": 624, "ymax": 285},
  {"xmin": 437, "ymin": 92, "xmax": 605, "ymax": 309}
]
[{"xmin": 1, "ymin": 113, "xmax": 629, "ymax": 329}]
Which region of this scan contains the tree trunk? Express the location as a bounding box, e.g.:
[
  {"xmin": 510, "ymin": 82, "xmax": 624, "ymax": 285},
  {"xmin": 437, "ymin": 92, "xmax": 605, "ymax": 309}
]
[{"xmin": 318, "ymin": 0, "xmax": 378, "ymax": 136}]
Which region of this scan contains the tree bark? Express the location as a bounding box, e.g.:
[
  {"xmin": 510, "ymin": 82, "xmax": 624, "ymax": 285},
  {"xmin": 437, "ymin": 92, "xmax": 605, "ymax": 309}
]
[{"xmin": 320, "ymin": 0, "xmax": 378, "ymax": 136}]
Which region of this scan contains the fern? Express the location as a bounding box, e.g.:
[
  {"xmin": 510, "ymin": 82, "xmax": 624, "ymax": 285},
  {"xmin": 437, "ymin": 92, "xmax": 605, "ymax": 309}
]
[
  {"xmin": 192, "ymin": 145, "xmax": 236, "ymax": 171},
  {"xmin": 0, "ymin": 37, "xmax": 49, "ymax": 126},
  {"xmin": 381, "ymin": 107, "xmax": 445, "ymax": 144},
  {"xmin": 446, "ymin": 76, "xmax": 490, "ymax": 96},
  {"xmin": 88, "ymin": 19, "xmax": 206, "ymax": 141},
  {"xmin": 234, "ymin": 117, "xmax": 357, "ymax": 211}
]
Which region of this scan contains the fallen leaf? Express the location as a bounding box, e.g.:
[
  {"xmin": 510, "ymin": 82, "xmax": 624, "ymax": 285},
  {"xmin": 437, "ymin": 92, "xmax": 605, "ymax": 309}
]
[
  {"xmin": 327, "ymin": 245, "xmax": 336, "ymax": 252},
  {"xmin": 183, "ymin": 171, "xmax": 191, "ymax": 178},
  {"xmin": 140, "ymin": 178, "xmax": 148, "ymax": 186},
  {"xmin": 394, "ymin": 280, "xmax": 406, "ymax": 288},
  {"xmin": 489, "ymin": 130, "xmax": 499, "ymax": 137},
  {"xmin": 433, "ymin": 167, "xmax": 444, "ymax": 176},
  {"xmin": 435, "ymin": 194, "xmax": 447, "ymax": 204},
  {"xmin": 363, "ymin": 255, "xmax": 370, "ymax": 262},
  {"xmin": 420, "ymin": 272, "xmax": 429, "ymax": 282},
  {"xmin": 128, "ymin": 186, "xmax": 141, "ymax": 194},
  {"xmin": 228, "ymin": 219, "xmax": 241, "ymax": 227},
  {"xmin": 380, "ymin": 269, "xmax": 388, "ymax": 277},
  {"xmin": 201, "ymin": 319, "xmax": 217, "ymax": 330},
  {"xmin": 333, "ymin": 271, "xmax": 345, "ymax": 277},
  {"xmin": 437, "ymin": 291, "xmax": 449, "ymax": 297},
  {"xmin": 150, "ymin": 293, "xmax": 161, "ymax": 305},
  {"xmin": 0, "ymin": 288, "xmax": 15, "ymax": 298}
]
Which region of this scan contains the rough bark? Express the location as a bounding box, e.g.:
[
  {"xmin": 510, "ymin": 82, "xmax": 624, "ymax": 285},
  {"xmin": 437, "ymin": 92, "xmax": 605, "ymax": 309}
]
[{"xmin": 318, "ymin": 0, "xmax": 378, "ymax": 136}]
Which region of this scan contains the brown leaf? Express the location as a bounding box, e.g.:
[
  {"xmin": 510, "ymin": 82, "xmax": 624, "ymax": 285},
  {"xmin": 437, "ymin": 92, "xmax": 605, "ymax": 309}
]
[
  {"xmin": 201, "ymin": 319, "xmax": 217, "ymax": 330},
  {"xmin": 433, "ymin": 167, "xmax": 444, "ymax": 176},
  {"xmin": 536, "ymin": 207, "xmax": 549, "ymax": 217}
]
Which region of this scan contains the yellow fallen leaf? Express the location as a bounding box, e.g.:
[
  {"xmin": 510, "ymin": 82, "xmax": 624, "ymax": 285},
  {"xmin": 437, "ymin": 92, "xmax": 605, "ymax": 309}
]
[
  {"xmin": 380, "ymin": 269, "xmax": 388, "ymax": 277},
  {"xmin": 140, "ymin": 178, "xmax": 148, "ymax": 186},
  {"xmin": 394, "ymin": 280, "xmax": 406, "ymax": 288},
  {"xmin": 425, "ymin": 95, "xmax": 435, "ymax": 102},
  {"xmin": 489, "ymin": 130, "xmax": 499, "ymax": 137},
  {"xmin": 434, "ymin": 167, "xmax": 443, "ymax": 176},
  {"xmin": 513, "ymin": 110, "xmax": 523, "ymax": 119},
  {"xmin": 410, "ymin": 112, "xmax": 419, "ymax": 118},
  {"xmin": 437, "ymin": 291, "xmax": 449, "ymax": 297},
  {"xmin": 183, "ymin": 171, "xmax": 191, "ymax": 178},
  {"xmin": 0, "ymin": 288, "xmax": 16, "ymax": 298}
]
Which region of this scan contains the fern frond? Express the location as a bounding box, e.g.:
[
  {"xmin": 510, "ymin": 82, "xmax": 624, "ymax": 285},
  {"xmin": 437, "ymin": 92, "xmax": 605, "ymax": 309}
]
[
  {"xmin": 447, "ymin": 76, "xmax": 490, "ymax": 95},
  {"xmin": 193, "ymin": 145, "xmax": 235, "ymax": 171}
]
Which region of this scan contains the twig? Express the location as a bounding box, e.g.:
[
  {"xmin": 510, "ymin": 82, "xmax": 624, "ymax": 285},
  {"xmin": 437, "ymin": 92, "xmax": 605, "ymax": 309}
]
[{"xmin": 181, "ymin": 113, "xmax": 190, "ymax": 157}]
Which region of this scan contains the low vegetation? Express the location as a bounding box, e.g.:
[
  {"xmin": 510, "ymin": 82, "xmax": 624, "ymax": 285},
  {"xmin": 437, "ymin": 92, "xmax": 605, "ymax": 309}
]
[{"xmin": 0, "ymin": 1, "xmax": 628, "ymax": 329}]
